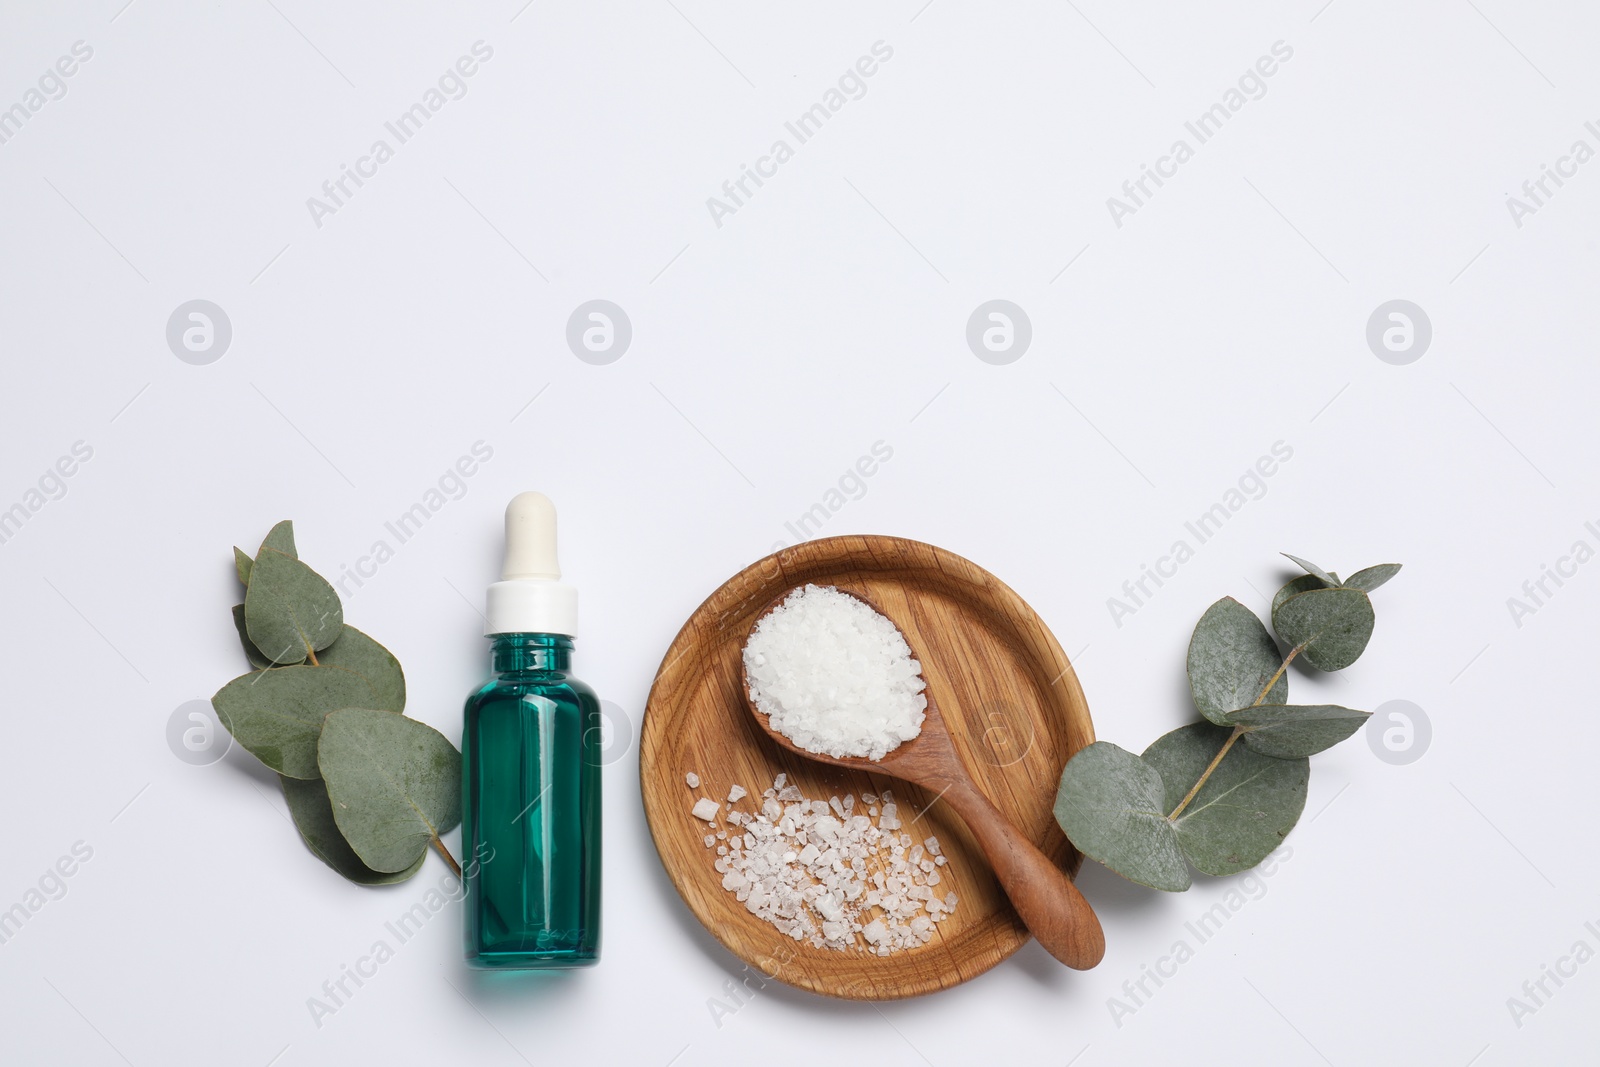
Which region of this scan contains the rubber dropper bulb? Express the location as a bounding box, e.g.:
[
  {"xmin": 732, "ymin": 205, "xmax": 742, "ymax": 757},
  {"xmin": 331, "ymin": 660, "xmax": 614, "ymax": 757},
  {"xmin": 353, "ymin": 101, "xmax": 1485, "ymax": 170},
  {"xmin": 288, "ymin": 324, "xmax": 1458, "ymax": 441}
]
[{"xmin": 501, "ymin": 492, "xmax": 561, "ymax": 582}]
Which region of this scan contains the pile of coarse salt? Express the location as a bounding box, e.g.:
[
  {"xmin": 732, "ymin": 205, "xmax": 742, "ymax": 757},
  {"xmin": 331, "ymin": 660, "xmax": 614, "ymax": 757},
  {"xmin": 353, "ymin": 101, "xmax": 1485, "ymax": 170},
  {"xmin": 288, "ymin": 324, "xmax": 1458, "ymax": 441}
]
[
  {"xmin": 686, "ymin": 771, "xmax": 957, "ymax": 954},
  {"xmin": 743, "ymin": 584, "xmax": 927, "ymax": 762}
]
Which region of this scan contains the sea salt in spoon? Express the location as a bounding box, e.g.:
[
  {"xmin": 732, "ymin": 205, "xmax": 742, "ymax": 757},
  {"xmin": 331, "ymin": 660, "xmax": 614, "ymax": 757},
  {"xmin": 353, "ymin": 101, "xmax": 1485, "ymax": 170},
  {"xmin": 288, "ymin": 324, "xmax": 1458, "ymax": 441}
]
[{"xmin": 740, "ymin": 585, "xmax": 1105, "ymax": 970}]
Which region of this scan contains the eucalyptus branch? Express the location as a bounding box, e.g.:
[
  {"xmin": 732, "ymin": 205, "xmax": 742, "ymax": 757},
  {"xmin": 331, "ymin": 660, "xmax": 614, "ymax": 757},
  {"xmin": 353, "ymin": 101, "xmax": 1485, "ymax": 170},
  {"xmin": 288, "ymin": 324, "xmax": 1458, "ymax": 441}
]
[
  {"xmin": 1053, "ymin": 554, "xmax": 1402, "ymax": 892},
  {"xmin": 214, "ymin": 520, "xmax": 465, "ymax": 888}
]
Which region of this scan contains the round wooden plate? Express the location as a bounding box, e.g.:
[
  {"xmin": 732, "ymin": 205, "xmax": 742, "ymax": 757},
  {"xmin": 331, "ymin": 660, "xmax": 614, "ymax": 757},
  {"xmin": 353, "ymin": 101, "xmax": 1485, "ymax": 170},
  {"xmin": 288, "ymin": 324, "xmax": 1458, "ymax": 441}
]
[{"xmin": 640, "ymin": 535, "xmax": 1096, "ymax": 1000}]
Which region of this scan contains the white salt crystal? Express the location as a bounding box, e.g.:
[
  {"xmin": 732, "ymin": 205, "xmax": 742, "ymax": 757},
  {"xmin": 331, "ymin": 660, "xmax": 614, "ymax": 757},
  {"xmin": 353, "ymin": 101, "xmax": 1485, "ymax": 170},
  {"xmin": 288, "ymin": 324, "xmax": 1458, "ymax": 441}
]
[
  {"xmin": 693, "ymin": 773, "xmax": 962, "ymax": 958},
  {"xmin": 742, "ymin": 584, "xmax": 927, "ymax": 761},
  {"xmin": 691, "ymin": 798, "xmax": 719, "ymax": 821},
  {"xmin": 727, "ymin": 785, "xmax": 748, "ymax": 803},
  {"xmin": 685, "ymin": 772, "xmax": 700, "ymax": 788}
]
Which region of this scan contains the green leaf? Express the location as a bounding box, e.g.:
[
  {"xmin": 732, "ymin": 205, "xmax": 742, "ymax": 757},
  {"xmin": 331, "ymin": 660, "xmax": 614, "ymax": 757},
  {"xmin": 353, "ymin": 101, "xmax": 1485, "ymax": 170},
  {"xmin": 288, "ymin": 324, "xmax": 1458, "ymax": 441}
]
[
  {"xmin": 1187, "ymin": 597, "xmax": 1286, "ymax": 724},
  {"xmin": 1344, "ymin": 563, "xmax": 1402, "ymax": 594},
  {"xmin": 212, "ymin": 665, "xmax": 376, "ymax": 778},
  {"xmin": 1272, "ymin": 587, "xmax": 1376, "ymax": 671},
  {"xmin": 232, "ymin": 603, "xmax": 295, "ymax": 671},
  {"xmin": 1271, "ymin": 574, "xmax": 1326, "ymax": 617},
  {"xmin": 234, "ymin": 547, "xmax": 253, "ymax": 586},
  {"xmin": 1053, "ymin": 742, "xmax": 1191, "ymax": 892},
  {"xmin": 317, "ymin": 626, "xmax": 405, "ymax": 712},
  {"xmin": 1283, "ymin": 553, "xmax": 1338, "ymax": 587},
  {"xmin": 244, "ymin": 548, "xmax": 344, "ymax": 664},
  {"xmin": 1226, "ymin": 704, "xmax": 1372, "ymax": 759},
  {"xmin": 319, "ymin": 708, "xmax": 462, "ymax": 874},
  {"xmin": 260, "ymin": 520, "xmax": 297, "ymax": 559},
  {"xmin": 1143, "ymin": 722, "xmax": 1308, "ymax": 877},
  {"xmin": 281, "ymin": 775, "xmax": 424, "ymax": 885}
]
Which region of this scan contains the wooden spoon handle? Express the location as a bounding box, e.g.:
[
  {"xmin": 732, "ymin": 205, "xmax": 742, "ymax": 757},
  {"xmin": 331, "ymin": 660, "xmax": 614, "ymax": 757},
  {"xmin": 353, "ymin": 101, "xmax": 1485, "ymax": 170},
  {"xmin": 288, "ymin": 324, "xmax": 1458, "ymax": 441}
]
[{"xmin": 940, "ymin": 779, "xmax": 1105, "ymax": 970}]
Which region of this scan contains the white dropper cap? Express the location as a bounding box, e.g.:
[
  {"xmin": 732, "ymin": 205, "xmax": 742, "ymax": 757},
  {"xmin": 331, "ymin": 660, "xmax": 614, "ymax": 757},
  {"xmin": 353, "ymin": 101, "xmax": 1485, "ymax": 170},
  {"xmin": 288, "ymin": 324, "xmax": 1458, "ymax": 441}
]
[{"xmin": 484, "ymin": 492, "xmax": 578, "ymax": 636}]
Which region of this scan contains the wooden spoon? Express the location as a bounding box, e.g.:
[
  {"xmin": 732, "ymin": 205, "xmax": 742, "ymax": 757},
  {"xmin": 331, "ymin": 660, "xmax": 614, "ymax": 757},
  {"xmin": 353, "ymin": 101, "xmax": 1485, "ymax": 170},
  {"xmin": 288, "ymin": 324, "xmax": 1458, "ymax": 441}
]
[{"xmin": 740, "ymin": 589, "xmax": 1106, "ymax": 970}]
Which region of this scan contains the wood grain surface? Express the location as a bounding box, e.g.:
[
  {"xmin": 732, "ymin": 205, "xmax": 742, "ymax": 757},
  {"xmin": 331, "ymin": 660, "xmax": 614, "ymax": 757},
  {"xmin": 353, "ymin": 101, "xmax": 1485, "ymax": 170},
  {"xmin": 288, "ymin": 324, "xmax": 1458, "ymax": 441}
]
[{"xmin": 640, "ymin": 535, "xmax": 1096, "ymax": 1000}]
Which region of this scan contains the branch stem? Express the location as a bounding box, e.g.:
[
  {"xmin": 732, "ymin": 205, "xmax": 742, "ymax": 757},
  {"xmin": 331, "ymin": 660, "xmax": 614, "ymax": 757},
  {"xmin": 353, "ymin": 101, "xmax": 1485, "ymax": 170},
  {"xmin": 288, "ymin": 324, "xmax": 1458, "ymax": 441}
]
[
  {"xmin": 1169, "ymin": 642, "xmax": 1309, "ymax": 822},
  {"xmin": 432, "ymin": 835, "xmax": 462, "ymax": 878},
  {"xmin": 1168, "ymin": 727, "xmax": 1242, "ymax": 821},
  {"xmin": 1250, "ymin": 642, "xmax": 1305, "ymax": 706}
]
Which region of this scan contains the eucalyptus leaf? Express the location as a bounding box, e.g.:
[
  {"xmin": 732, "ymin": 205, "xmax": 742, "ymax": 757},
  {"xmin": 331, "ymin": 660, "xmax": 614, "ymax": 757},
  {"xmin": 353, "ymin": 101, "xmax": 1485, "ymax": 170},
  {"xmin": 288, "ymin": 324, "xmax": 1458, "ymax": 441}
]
[
  {"xmin": 1283, "ymin": 553, "xmax": 1338, "ymax": 587},
  {"xmin": 1053, "ymin": 742, "xmax": 1190, "ymax": 891},
  {"xmin": 281, "ymin": 775, "xmax": 424, "ymax": 885},
  {"xmin": 212, "ymin": 665, "xmax": 376, "ymax": 778},
  {"xmin": 319, "ymin": 708, "xmax": 462, "ymax": 874},
  {"xmin": 1143, "ymin": 722, "xmax": 1308, "ymax": 877},
  {"xmin": 1272, "ymin": 587, "xmax": 1375, "ymax": 671},
  {"xmin": 244, "ymin": 548, "xmax": 344, "ymax": 664},
  {"xmin": 317, "ymin": 626, "xmax": 405, "ymax": 712},
  {"xmin": 232, "ymin": 603, "xmax": 293, "ymax": 671},
  {"xmin": 1225, "ymin": 703, "xmax": 1372, "ymax": 759},
  {"xmin": 1187, "ymin": 597, "xmax": 1286, "ymax": 724},
  {"xmin": 1344, "ymin": 563, "xmax": 1402, "ymax": 594},
  {"xmin": 234, "ymin": 547, "xmax": 253, "ymax": 586},
  {"xmin": 1271, "ymin": 574, "xmax": 1325, "ymax": 617},
  {"xmin": 260, "ymin": 520, "xmax": 297, "ymax": 559}
]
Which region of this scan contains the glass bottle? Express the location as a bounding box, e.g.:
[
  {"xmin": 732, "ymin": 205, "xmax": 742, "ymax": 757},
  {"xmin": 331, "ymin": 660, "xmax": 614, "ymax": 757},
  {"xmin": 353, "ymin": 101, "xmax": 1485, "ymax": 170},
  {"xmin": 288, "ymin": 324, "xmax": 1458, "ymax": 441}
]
[{"xmin": 462, "ymin": 493, "xmax": 601, "ymax": 968}]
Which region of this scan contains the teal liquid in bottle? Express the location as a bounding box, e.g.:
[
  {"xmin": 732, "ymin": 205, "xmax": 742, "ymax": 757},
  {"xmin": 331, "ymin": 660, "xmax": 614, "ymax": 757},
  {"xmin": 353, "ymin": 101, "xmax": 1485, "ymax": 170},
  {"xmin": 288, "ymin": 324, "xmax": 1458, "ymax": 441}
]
[{"xmin": 462, "ymin": 493, "xmax": 601, "ymax": 968}]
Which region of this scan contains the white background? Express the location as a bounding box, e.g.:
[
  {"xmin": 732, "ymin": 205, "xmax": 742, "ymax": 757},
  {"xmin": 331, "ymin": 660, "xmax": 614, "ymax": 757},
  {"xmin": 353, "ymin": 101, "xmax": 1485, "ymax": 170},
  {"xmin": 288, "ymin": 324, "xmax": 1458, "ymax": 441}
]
[{"xmin": 1, "ymin": 1, "xmax": 1595, "ymax": 1064}]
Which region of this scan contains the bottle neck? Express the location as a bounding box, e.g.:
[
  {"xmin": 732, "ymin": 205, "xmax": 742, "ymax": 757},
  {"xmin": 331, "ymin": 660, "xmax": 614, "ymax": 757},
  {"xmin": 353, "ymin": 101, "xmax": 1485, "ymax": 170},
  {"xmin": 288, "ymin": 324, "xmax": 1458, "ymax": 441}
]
[{"xmin": 490, "ymin": 633, "xmax": 573, "ymax": 673}]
